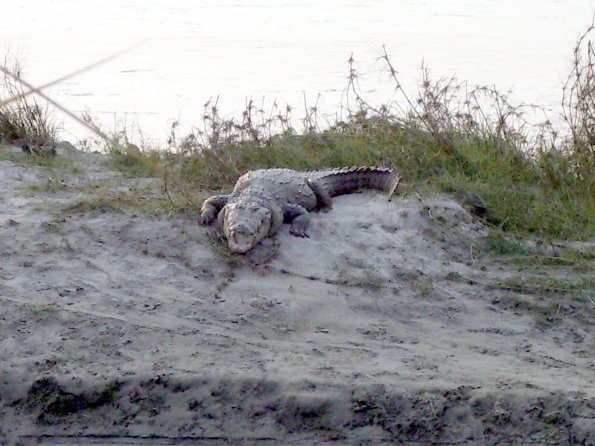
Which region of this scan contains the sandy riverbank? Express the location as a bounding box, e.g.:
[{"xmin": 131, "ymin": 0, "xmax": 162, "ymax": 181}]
[{"xmin": 0, "ymin": 144, "xmax": 592, "ymax": 445}]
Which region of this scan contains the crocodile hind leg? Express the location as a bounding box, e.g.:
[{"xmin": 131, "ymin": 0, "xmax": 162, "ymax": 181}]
[
  {"xmin": 282, "ymin": 204, "xmax": 311, "ymax": 237},
  {"xmin": 199, "ymin": 195, "xmax": 229, "ymax": 225},
  {"xmin": 307, "ymin": 179, "xmax": 333, "ymax": 211}
]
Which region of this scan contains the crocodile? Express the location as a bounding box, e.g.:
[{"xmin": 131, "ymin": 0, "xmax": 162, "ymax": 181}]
[{"xmin": 199, "ymin": 166, "xmax": 400, "ymax": 253}]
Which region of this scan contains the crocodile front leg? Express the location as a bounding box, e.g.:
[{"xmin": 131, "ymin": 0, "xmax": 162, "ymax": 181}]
[
  {"xmin": 307, "ymin": 179, "xmax": 333, "ymax": 211},
  {"xmin": 199, "ymin": 195, "xmax": 229, "ymax": 225},
  {"xmin": 282, "ymin": 204, "xmax": 311, "ymax": 237}
]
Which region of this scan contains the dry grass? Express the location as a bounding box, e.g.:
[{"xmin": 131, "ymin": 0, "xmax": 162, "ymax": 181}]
[
  {"xmin": 0, "ymin": 57, "xmax": 58, "ymax": 145},
  {"xmin": 562, "ymin": 23, "xmax": 595, "ymax": 182}
]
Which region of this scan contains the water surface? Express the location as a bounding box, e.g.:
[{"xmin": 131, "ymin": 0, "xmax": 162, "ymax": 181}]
[{"xmin": 2, "ymin": 0, "xmax": 595, "ymax": 144}]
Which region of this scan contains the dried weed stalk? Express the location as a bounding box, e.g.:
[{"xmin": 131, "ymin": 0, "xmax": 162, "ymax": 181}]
[
  {"xmin": 562, "ymin": 23, "xmax": 595, "ymax": 175},
  {"xmin": 346, "ymin": 46, "xmax": 544, "ymax": 154}
]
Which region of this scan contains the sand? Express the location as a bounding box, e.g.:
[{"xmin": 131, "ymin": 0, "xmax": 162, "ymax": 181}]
[{"xmin": 0, "ymin": 144, "xmax": 593, "ymax": 445}]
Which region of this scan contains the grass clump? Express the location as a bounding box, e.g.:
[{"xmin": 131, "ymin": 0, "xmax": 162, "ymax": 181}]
[
  {"xmin": 0, "ymin": 56, "xmax": 59, "ymax": 149},
  {"xmin": 103, "ymin": 32, "xmax": 589, "ymax": 242},
  {"xmin": 106, "ymin": 143, "xmax": 163, "ymax": 178},
  {"xmin": 149, "ymin": 43, "xmax": 593, "ymax": 241}
]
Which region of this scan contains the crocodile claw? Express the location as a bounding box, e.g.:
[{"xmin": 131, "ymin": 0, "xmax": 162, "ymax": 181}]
[
  {"xmin": 198, "ymin": 212, "xmax": 215, "ymax": 225},
  {"xmin": 290, "ymin": 227, "xmax": 310, "ymax": 238}
]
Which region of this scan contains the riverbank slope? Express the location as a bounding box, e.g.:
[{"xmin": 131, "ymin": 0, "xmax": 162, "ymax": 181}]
[{"xmin": 0, "ymin": 145, "xmax": 593, "ymax": 445}]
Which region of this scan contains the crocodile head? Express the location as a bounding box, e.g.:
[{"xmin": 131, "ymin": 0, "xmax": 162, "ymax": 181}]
[{"xmin": 219, "ymin": 200, "xmax": 273, "ymax": 253}]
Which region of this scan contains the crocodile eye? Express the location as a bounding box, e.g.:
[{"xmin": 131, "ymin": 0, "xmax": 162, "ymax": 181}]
[{"xmin": 260, "ymin": 208, "xmax": 271, "ymax": 223}]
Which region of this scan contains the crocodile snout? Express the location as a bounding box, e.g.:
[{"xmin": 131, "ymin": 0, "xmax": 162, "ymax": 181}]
[{"xmin": 227, "ymin": 226, "xmax": 257, "ymax": 253}]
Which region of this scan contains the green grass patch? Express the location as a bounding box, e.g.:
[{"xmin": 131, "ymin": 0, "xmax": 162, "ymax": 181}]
[
  {"xmin": 492, "ymin": 245, "xmax": 594, "ymax": 269},
  {"xmin": 490, "ymin": 274, "xmax": 592, "ymax": 295},
  {"xmin": 494, "ymin": 289, "xmax": 593, "ymax": 328},
  {"xmin": 105, "ymin": 144, "xmax": 163, "ymax": 178},
  {"xmin": 108, "ymin": 111, "xmax": 593, "ymax": 242}
]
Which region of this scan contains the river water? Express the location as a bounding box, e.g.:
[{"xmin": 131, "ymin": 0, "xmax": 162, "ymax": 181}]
[{"xmin": 2, "ymin": 0, "xmax": 595, "ymax": 145}]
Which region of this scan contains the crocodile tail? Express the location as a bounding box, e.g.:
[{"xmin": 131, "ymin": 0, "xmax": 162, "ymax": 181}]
[{"xmin": 317, "ymin": 166, "xmax": 400, "ymax": 198}]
